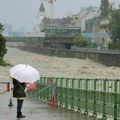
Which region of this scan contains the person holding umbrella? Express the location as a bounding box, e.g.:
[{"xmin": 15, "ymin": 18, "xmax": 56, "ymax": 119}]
[
  {"xmin": 10, "ymin": 64, "xmax": 40, "ymax": 118},
  {"xmin": 12, "ymin": 78, "xmax": 26, "ymax": 118}
]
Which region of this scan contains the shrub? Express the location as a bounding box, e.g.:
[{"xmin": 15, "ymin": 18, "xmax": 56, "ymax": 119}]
[
  {"xmin": 0, "ymin": 34, "xmax": 7, "ymax": 66},
  {"xmin": 73, "ymin": 34, "xmax": 88, "ymax": 47}
]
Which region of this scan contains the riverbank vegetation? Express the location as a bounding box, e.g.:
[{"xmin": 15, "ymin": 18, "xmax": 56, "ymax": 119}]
[{"xmin": 0, "ymin": 23, "xmax": 8, "ymax": 66}]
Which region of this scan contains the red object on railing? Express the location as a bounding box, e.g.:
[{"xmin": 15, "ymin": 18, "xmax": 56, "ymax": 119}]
[
  {"xmin": 7, "ymin": 82, "xmax": 10, "ymax": 92},
  {"xmin": 48, "ymin": 96, "xmax": 56, "ymax": 108},
  {"xmin": 26, "ymin": 82, "xmax": 36, "ymax": 90}
]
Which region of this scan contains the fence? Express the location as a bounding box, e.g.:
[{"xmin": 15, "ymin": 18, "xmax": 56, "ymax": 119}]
[
  {"xmin": 28, "ymin": 77, "xmax": 120, "ymax": 120},
  {"xmin": 0, "ymin": 82, "xmax": 10, "ymax": 94}
]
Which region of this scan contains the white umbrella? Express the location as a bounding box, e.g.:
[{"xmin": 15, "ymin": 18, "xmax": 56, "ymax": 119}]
[{"xmin": 10, "ymin": 64, "xmax": 40, "ymax": 83}]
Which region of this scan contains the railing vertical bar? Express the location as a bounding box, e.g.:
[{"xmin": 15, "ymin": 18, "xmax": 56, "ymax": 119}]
[
  {"xmin": 93, "ymin": 79, "xmax": 97, "ymax": 116},
  {"xmin": 77, "ymin": 79, "xmax": 81, "ymax": 112},
  {"xmin": 84, "ymin": 79, "xmax": 88, "ymax": 114},
  {"xmin": 114, "ymin": 79, "xmax": 118, "ymax": 120},
  {"xmin": 102, "ymin": 79, "xmax": 107, "ymax": 119}
]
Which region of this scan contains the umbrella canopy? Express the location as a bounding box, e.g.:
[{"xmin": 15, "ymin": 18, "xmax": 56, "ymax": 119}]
[{"xmin": 10, "ymin": 64, "xmax": 40, "ymax": 83}]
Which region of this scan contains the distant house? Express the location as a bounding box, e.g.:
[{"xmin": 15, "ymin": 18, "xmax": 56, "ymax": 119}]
[
  {"xmin": 84, "ymin": 17, "xmax": 111, "ymax": 49},
  {"xmin": 71, "ymin": 6, "xmax": 100, "ymax": 32},
  {"xmin": 99, "ymin": 17, "xmax": 109, "ymax": 34},
  {"xmin": 99, "ymin": 17, "xmax": 111, "ymax": 48}
]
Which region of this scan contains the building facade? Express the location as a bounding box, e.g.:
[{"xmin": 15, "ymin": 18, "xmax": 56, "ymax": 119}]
[{"xmin": 71, "ymin": 6, "xmax": 100, "ymax": 32}]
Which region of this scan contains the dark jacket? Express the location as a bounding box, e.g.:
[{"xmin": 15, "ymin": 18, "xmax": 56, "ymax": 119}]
[{"xmin": 12, "ymin": 78, "xmax": 26, "ymax": 98}]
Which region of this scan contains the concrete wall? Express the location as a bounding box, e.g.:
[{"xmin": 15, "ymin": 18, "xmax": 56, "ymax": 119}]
[{"xmin": 19, "ymin": 46, "xmax": 120, "ymax": 67}]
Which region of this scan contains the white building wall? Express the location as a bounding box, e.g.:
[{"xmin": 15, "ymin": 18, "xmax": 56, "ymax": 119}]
[
  {"xmin": 74, "ymin": 6, "xmax": 100, "ymax": 32},
  {"xmin": 36, "ymin": 11, "xmax": 46, "ymax": 31}
]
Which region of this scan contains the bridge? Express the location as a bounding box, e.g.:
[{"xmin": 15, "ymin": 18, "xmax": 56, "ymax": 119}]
[
  {"xmin": 5, "ymin": 31, "xmax": 111, "ymax": 50},
  {"xmin": 5, "ymin": 34, "xmax": 73, "ymax": 49},
  {"xmin": 0, "ymin": 44, "xmax": 120, "ymax": 119},
  {"xmin": 1, "ymin": 77, "xmax": 120, "ymax": 120},
  {"xmin": 4, "ymin": 27, "xmax": 80, "ymax": 49}
]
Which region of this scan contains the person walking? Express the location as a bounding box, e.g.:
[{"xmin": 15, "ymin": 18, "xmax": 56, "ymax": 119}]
[{"xmin": 12, "ymin": 78, "xmax": 26, "ymax": 118}]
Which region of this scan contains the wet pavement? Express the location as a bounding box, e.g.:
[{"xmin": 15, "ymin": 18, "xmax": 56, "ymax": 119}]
[{"xmin": 0, "ymin": 92, "xmax": 98, "ymax": 120}]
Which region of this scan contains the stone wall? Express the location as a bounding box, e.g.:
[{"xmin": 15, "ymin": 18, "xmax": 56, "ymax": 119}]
[{"xmin": 19, "ymin": 46, "xmax": 120, "ymax": 67}]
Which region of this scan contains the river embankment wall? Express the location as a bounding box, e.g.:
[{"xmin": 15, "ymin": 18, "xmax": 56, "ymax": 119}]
[{"xmin": 18, "ymin": 46, "xmax": 120, "ymax": 67}]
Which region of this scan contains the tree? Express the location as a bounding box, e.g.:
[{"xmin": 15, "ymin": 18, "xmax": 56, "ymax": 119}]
[
  {"xmin": 73, "ymin": 34, "xmax": 88, "ymax": 47},
  {"xmin": 100, "ymin": 0, "xmax": 109, "ymax": 17},
  {"xmin": 0, "ymin": 23, "xmax": 4, "ymax": 32},
  {"xmin": 109, "ymin": 9, "xmax": 120, "ymax": 43},
  {"xmin": 0, "ymin": 23, "xmax": 7, "ymax": 65}
]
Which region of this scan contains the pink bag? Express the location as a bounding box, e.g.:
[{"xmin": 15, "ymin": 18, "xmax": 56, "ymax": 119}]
[{"xmin": 26, "ymin": 82, "xmax": 36, "ymax": 90}]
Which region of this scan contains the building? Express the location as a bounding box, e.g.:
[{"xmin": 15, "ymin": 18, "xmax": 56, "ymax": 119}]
[
  {"xmin": 42, "ymin": 26, "xmax": 81, "ymax": 49},
  {"xmin": 36, "ymin": 2, "xmax": 46, "ymax": 32},
  {"xmin": 71, "ymin": 6, "xmax": 100, "ymax": 32}
]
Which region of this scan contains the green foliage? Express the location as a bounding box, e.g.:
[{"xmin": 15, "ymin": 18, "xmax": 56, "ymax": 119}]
[
  {"xmin": 108, "ymin": 42, "xmax": 120, "ymax": 49},
  {"xmin": 0, "ymin": 33, "xmax": 7, "ymax": 66},
  {"xmin": 73, "ymin": 34, "xmax": 88, "ymax": 47},
  {"xmin": 0, "ymin": 23, "xmax": 4, "ymax": 32},
  {"xmin": 87, "ymin": 42, "xmax": 97, "ymax": 48},
  {"xmin": 100, "ymin": 0, "xmax": 109, "ymax": 17},
  {"xmin": 109, "ymin": 9, "xmax": 120, "ymax": 43}
]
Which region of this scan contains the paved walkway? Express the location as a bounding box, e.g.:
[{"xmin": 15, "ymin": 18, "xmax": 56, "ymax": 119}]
[{"xmin": 0, "ymin": 92, "xmax": 98, "ymax": 120}]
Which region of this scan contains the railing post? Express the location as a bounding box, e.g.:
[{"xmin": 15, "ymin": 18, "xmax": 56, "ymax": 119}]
[
  {"xmin": 60, "ymin": 78, "xmax": 63, "ymax": 106},
  {"xmin": 7, "ymin": 82, "xmax": 10, "ymax": 92},
  {"xmin": 65, "ymin": 78, "xmax": 68, "ymax": 108},
  {"xmin": 77, "ymin": 79, "xmax": 81, "ymax": 112},
  {"xmin": 93, "ymin": 79, "xmax": 97, "ymax": 116},
  {"xmin": 114, "ymin": 79, "xmax": 118, "ymax": 120},
  {"xmin": 8, "ymin": 82, "xmax": 13, "ymax": 107},
  {"xmin": 55, "ymin": 77, "xmax": 58, "ymax": 104},
  {"xmin": 102, "ymin": 79, "xmax": 107, "ymax": 119},
  {"xmin": 71, "ymin": 78, "xmax": 74, "ymax": 110},
  {"xmin": 43, "ymin": 78, "xmax": 46, "ymax": 100},
  {"xmin": 84, "ymin": 79, "xmax": 88, "ymax": 114}
]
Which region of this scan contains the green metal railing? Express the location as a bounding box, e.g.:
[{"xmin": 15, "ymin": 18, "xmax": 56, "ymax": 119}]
[{"xmin": 29, "ymin": 77, "xmax": 120, "ymax": 120}]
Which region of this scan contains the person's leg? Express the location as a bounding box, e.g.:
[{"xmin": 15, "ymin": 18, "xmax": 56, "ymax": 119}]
[{"xmin": 17, "ymin": 99, "xmax": 25, "ymax": 118}]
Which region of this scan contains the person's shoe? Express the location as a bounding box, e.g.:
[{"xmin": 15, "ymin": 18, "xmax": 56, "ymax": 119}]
[
  {"xmin": 17, "ymin": 114, "xmax": 25, "ymax": 118},
  {"xmin": 17, "ymin": 112, "xmax": 25, "ymax": 118}
]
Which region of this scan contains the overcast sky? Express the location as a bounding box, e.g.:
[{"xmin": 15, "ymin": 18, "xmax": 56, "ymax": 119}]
[{"xmin": 0, "ymin": 0, "xmax": 119, "ymax": 32}]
